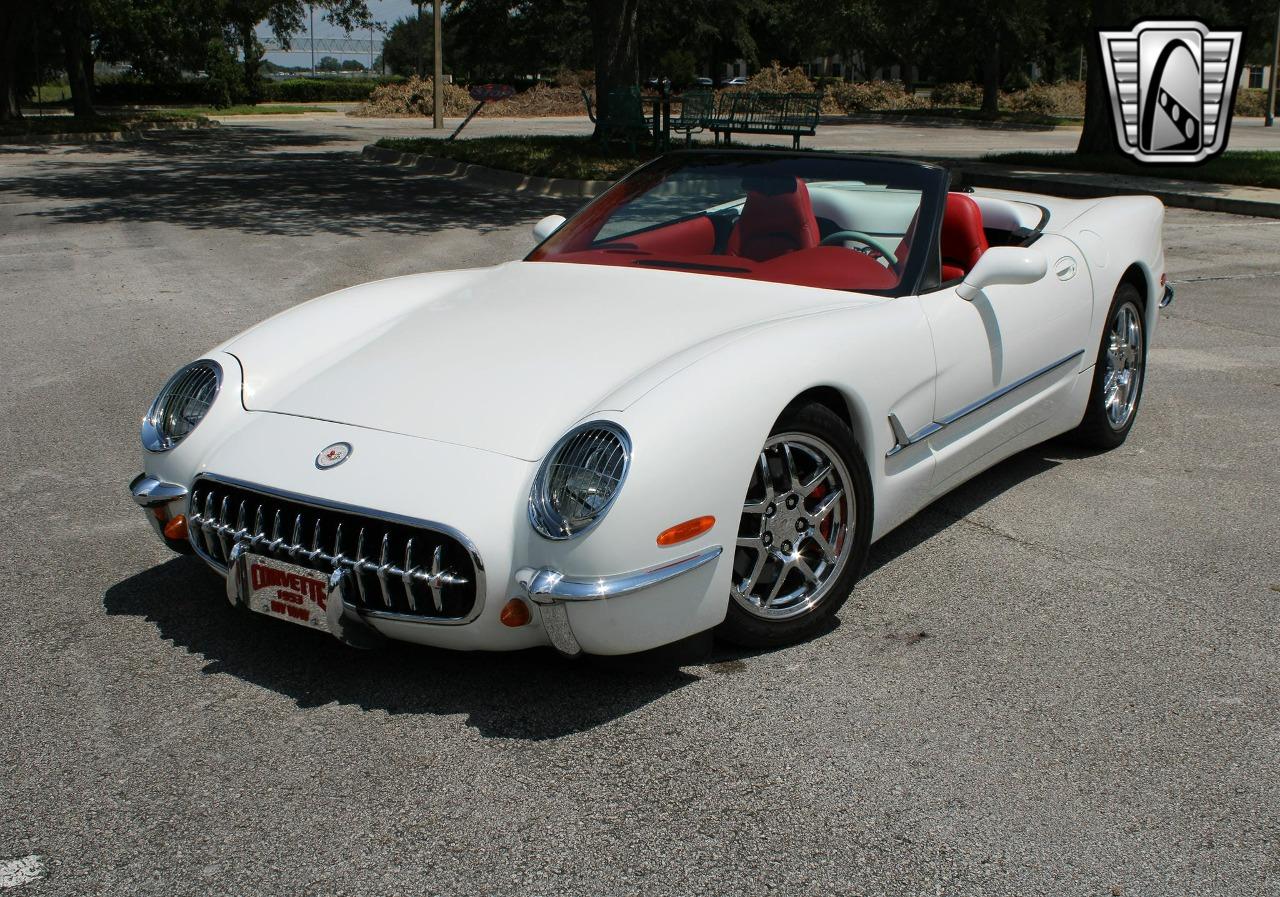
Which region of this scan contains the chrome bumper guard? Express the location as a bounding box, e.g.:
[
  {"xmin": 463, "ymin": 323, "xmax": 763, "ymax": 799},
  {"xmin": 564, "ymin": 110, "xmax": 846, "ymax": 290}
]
[
  {"xmin": 130, "ymin": 474, "xmax": 188, "ymax": 508},
  {"xmin": 515, "ymin": 546, "xmax": 723, "ymax": 656},
  {"xmin": 1160, "ymin": 284, "xmax": 1174, "ymax": 308}
]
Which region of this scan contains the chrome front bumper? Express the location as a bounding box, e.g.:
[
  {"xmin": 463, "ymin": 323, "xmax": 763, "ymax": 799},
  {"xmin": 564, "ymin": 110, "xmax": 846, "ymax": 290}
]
[
  {"xmin": 1161, "ymin": 284, "xmax": 1175, "ymax": 308},
  {"xmin": 515, "ymin": 546, "xmax": 723, "ymax": 656}
]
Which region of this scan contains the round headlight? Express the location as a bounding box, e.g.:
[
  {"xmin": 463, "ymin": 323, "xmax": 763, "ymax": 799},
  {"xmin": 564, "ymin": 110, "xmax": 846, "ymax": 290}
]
[
  {"xmin": 529, "ymin": 422, "xmax": 631, "ymax": 540},
  {"xmin": 141, "ymin": 360, "xmax": 222, "ymax": 452}
]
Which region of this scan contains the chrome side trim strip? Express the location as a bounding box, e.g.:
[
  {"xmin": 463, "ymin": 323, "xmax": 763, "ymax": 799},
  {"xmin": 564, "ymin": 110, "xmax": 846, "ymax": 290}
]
[
  {"xmin": 129, "ymin": 473, "xmax": 189, "ymax": 508},
  {"xmin": 515, "ymin": 545, "xmax": 724, "ymax": 603},
  {"xmin": 885, "ymin": 350, "xmax": 1085, "ymax": 457}
]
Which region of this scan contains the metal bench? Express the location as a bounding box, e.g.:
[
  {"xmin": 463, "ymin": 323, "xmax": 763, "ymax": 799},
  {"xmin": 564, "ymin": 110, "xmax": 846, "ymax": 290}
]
[
  {"xmin": 707, "ymin": 91, "xmax": 823, "ymax": 149},
  {"xmin": 671, "ymin": 89, "xmax": 714, "ymax": 146}
]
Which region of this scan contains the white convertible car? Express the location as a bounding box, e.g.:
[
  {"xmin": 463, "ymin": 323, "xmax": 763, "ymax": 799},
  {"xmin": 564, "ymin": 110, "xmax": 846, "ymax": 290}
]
[{"xmin": 129, "ymin": 151, "xmax": 1171, "ymax": 657}]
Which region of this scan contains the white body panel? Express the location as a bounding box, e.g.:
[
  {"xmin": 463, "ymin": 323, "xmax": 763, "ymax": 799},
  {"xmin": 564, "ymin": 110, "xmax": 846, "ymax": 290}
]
[{"xmin": 136, "ymin": 184, "xmax": 1167, "ymax": 655}]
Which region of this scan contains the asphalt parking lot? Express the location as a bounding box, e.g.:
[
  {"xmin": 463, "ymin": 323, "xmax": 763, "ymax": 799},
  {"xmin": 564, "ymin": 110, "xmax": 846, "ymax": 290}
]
[{"xmin": 1, "ymin": 127, "xmax": 1277, "ymax": 896}]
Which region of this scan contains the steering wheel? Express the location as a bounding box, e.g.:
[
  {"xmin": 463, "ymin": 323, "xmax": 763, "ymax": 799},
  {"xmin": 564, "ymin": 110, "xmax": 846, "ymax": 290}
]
[{"xmin": 819, "ymin": 230, "xmax": 898, "ymax": 266}]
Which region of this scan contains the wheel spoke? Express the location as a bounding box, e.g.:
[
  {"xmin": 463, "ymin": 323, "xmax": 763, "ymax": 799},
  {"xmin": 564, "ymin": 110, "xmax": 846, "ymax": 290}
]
[
  {"xmin": 810, "ymin": 527, "xmax": 837, "ymax": 562},
  {"xmin": 801, "ymin": 463, "xmax": 832, "ymax": 497},
  {"xmin": 782, "ymin": 443, "xmax": 800, "ymax": 490},
  {"xmin": 764, "ymin": 555, "xmax": 792, "ymax": 606},
  {"xmin": 812, "ymin": 488, "xmax": 844, "ymax": 524},
  {"xmin": 795, "ymin": 556, "xmax": 820, "ymax": 584},
  {"xmin": 738, "ymin": 548, "xmax": 767, "ymax": 600}
]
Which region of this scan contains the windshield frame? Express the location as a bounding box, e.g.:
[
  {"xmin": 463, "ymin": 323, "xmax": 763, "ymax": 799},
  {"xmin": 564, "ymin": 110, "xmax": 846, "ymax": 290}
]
[{"xmin": 525, "ymin": 149, "xmax": 949, "ymax": 298}]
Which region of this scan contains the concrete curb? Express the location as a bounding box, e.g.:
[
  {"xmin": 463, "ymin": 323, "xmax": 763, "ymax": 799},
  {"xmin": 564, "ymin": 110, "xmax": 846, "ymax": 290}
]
[
  {"xmin": 831, "ymin": 112, "xmax": 1076, "ymax": 132},
  {"xmin": 4, "ymin": 119, "xmax": 216, "ymax": 146},
  {"xmin": 361, "ymin": 145, "xmax": 611, "ymax": 198},
  {"xmin": 946, "ymin": 161, "xmax": 1280, "ymax": 219}
]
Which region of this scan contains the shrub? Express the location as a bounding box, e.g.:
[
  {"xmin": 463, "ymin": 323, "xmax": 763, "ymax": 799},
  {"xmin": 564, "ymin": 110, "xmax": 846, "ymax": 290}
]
[
  {"xmin": 930, "ymin": 82, "xmax": 982, "ymax": 108},
  {"xmin": 262, "ymin": 77, "xmax": 403, "ymax": 102},
  {"xmin": 1235, "ymin": 87, "xmax": 1276, "ymax": 117},
  {"xmin": 94, "ymin": 77, "xmax": 211, "ymax": 105},
  {"xmin": 828, "ymin": 80, "xmax": 926, "ymax": 113},
  {"xmin": 1002, "ymin": 81, "xmax": 1085, "ymax": 117},
  {"xmin": 745, "ymin": 62, "xmax": 818, "ymax": 94},
  {"xmin": 351, "ymin": 76, "xmax": 474, "ymax": 116},
  {"xmin": 481, "ymin": 82, "xmax": 587, "ymax": 117}
]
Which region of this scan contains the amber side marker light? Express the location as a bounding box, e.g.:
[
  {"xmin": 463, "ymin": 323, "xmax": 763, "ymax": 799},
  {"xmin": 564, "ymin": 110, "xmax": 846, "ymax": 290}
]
[
  {"xmin": 163, "ymin": 515, "xmax": 188, "ymax": 541},
  {"xmin": 657, "ymin": 515, "xmax": 716, "ymax": 547},
  {"xmin": 500, "ymin": 598, "xmax": 532, "ymax": 627}
]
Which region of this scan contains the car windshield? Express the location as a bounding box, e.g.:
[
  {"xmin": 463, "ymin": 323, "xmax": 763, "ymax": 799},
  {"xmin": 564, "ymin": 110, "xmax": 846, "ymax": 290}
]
[{"xmin": 527, "ymin": 152, "xmax": 944, "ymax": 295}]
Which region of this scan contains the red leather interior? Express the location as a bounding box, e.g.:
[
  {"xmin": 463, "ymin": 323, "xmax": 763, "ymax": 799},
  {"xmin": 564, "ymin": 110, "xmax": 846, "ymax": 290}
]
[
  {"xmin": 543, "ymin": 246, "xmax": 898, "ymax": 292},
  {"xmin": 599, "ymin": 215, "xmax": 717, "ymax": 256},
  {"xmin": 941, "ymin": 192, "xmax": 987, "ymax": 281},
  {"xmin": 727, "ymin": 178, "xmax": 821, "ymax": 262}
]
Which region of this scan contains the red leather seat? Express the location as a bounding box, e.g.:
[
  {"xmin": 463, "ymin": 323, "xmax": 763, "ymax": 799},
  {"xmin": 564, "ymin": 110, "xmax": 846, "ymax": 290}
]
[
  {"xmin": 941, "ymin": 192, "xmax": 988, "ymax": 282},
  {"xmin": 727, "ymin": 177, "xmax": 820, "ymax": 262}
]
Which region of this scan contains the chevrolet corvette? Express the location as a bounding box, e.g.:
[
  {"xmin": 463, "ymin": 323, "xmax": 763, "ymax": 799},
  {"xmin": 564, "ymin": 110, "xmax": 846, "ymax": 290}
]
[{"xmin": 129, "ymin": 150, "xmax": 1171, "ymax": 656}]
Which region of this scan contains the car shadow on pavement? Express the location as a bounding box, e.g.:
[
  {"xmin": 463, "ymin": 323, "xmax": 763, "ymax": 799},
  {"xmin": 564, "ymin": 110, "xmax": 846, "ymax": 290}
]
[
  {"xmin": 103, "ymin": 556, "xmax": 696, "ymax": 740},
  {"xmin": 2, "ymin": 127, "xmax": 572, "ymax": 237}
]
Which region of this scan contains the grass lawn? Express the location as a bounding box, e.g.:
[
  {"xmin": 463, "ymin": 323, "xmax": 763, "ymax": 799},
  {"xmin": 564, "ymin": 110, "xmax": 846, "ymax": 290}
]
[
  {"xmin": 165, "ymin": 104, "xmax": 337, "ymax": 115},
  {"xmin": 983, "ymin": 150, "xmax": 1280, "ymax": 189},
  {"xmin": 1, "ymin": 110, "xmax": 210, "ymax": 139},
  {"xmin": 375, "ymin": 135, "xmax": 662, "ymax": 180},
  {"xmin": 888, "ymin": 106, "xmax": 1081, "ymax": 128}
]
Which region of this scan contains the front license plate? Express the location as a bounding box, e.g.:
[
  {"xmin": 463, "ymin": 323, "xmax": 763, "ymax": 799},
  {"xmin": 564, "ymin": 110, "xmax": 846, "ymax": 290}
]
[{"xmin": 244, "ymin": 553, "xmax": 330, "ymax": 632}]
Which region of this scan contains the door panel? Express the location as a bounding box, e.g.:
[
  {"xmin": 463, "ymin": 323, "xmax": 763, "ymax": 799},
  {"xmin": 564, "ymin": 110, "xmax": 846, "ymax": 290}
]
[{"xmin": 919, "ymin": 234, "xmax": 1092, "ymax": 484}]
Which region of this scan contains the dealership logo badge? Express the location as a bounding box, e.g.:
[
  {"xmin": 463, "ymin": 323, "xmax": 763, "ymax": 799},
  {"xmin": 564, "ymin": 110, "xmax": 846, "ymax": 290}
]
[
  {"xmin": 1098, "ymin": 20, "xmax": 1243, "ymax": 164},
  {"xmin": 315, "ymin": 442, "xmax": 352, "ymax": 469}
]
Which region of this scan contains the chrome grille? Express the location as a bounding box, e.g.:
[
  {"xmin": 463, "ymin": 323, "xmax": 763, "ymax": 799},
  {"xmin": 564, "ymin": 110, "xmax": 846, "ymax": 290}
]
[{"xmin": 188, "ymin": 477, "xmax": 481, "ymax": 623}]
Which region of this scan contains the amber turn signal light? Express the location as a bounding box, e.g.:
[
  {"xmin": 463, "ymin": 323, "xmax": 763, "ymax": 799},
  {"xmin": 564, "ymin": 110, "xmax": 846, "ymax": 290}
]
[
  {"xmin": 500, "ymin": 597, "xmax": 532, "ymax": 627},
  {"xmin": 656, "ymin": 515, "xmax": 715, "ymax": 546},
  {"xmin": 163, "ymin": 514, "xmax": 188, "ymax": 541}
]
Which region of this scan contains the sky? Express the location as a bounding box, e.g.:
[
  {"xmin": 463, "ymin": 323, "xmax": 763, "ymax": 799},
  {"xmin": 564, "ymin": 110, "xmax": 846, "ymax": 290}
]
[{"xmin": 257, "ymin": 0, "xmax": 424, "ymax": 66}]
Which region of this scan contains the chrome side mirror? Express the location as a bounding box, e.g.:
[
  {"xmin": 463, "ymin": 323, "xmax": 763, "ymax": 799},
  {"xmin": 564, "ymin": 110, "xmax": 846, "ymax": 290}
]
[
  {"xmin": 532, "ymin": 214, "xmax": 566, "ymax": 243},
  {"xmin": 956, "ymin": 247, "xmax": 1048, "ymax": 300}
]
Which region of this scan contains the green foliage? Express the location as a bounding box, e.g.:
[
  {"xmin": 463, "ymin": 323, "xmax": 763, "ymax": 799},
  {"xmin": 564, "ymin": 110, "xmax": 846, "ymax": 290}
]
[
  {"xmin": 658, "ymin": 49, "xmax": 697, "ymax": 89},
  {"xmin": 262, "ymin": 77, "xmax": 400, "ymax": 102},
  {"xmin": 202, "ymin": 37, "xmax": 247, "ymax": 107},
  {"xmin": 380, "ymin": 14, "xmax": 435, "ymax": 77},
  {"xmin": 317, "ymin": 55, "xmax": 341, "ymax": 72}
]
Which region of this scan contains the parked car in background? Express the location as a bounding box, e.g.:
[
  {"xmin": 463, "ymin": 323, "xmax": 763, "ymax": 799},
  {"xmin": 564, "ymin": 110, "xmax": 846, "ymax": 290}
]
[
  {"xmin": 726, "ymin": 76, "xmax": 749, "ymax": 86},
  {"xmin": 130, "ymin": 150, "xmax": 1169, "ymax": 659}
]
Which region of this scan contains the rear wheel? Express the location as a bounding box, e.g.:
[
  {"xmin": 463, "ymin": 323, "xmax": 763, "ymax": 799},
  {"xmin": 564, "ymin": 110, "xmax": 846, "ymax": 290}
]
[
  {"xmin": 718, "ymin": 402, "xmax": 872, "ymax": 648},
  {"xmin": 1070, "ymin": 283, "xmax": 1147, "ymax": 449}
]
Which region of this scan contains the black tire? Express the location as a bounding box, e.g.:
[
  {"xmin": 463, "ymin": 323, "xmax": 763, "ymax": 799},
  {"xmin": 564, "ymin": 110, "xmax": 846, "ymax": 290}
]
[
  {"xmin": 1069, "ymin": 282, "xmax": 1148, "ymax": 450},
  {"xmin": 717, "ymin": 402, "xmax": 873, "ymax": 648}
]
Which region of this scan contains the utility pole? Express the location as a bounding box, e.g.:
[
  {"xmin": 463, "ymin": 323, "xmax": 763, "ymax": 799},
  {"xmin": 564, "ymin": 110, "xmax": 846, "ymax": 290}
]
[
  {"xmin": 370, "ymin": 24, "xmax": 375, "ymax": 74},
  {"xmin": 1267, "ymin": 1, "xmax": 1280, "ymax": 127},
  {"xmin": 309, "ymin": 4, "xmax": 316, "ymax": 76},
  {"xmin": 433, "ymin": 1, "xmax": 443, "ymax": 128}
]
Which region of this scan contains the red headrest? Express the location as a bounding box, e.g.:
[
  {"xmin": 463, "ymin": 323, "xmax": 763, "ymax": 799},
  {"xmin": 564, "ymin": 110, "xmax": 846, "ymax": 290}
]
[
  {"xmin": 728, "ymin": 177, "xmax": 820, "ymax": 262},
  {"xmin": 941, "ymin": 192, "xmax": 988, "ymax": 279}
]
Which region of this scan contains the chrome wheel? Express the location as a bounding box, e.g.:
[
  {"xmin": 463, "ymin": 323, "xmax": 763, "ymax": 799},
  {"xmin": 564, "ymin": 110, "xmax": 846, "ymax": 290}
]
[
  {"xmin": 732, "ymin": 433, "xmax": 854, "ymax": 621},
  {"xmin": 1103, "ymin": 301, "xmax": 1144, "ymax": 430}
]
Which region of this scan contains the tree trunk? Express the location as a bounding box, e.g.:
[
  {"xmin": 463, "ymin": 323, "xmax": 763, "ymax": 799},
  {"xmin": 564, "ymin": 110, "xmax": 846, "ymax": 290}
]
[
  {"xmin": 60, "ymin": 1, "xmax": 94, "ymax": 117},
  {"xmin": 0, "ymin": 7, "xmax": 27, "ymax": 122},
  {"xmin": 589, "ymin": 0, "xmax": 640, "ymax": 138},
  {"xmin": 981, "ymin": 40, "xmax": 1000, "ymax": 114},
  {"xmin": 1077, "ymin": 0, "xmax": 1128, "ymax": 153},
  {"xmin": 237, "ymin": 20, "xmax": 262, "ymax": 104}
]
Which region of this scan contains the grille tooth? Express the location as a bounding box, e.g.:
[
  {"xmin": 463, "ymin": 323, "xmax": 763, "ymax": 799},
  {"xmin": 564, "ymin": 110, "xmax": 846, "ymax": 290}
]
[{"xmin": 188, "ymin": 478, "xmax": 478, "ymax": 622}]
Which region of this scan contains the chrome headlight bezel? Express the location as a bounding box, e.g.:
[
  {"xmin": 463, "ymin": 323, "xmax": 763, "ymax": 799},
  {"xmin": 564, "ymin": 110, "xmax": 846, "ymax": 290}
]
[
  {"xmin": 141, "ymin": 359, "xmax": 223, "ymax": 453},
  {"xmin": 528, "ymin": 422, "xmax": 632, "ymax": 541}
]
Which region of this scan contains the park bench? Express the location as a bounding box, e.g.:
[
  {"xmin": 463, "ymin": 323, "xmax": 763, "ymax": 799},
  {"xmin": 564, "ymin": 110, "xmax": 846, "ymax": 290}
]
[
  {"xmin": 707, "ymin": 91, "xmax": 823, "ymax": 149},
  {"xmin": 671, "ymin": 89, "xmax": 714, "ymax": 146},
  {"xmin": 582, "ymin": 86, "xmax": 653, "ymax": 152}
]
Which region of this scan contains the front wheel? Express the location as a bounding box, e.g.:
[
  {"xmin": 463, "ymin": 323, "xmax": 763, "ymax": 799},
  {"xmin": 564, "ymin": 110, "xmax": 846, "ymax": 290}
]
[
  {"xmin": 1069, "ymin": 283, "xmax": 1147, "ymax": 449},
  {"xmin": 717, "ymin": 402, "xmax": 872, "ymax": 648}
]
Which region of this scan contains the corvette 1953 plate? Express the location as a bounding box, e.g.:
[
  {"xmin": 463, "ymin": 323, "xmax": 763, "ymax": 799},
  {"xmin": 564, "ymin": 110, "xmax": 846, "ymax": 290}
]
[{"xmin": 244, "ymin": 554, "xmax": 330, "ymax": 632}]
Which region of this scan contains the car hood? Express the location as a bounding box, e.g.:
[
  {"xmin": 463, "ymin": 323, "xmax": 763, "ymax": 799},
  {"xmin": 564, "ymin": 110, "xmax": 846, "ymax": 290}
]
[{"xmin": 225, "ymin": 261, "xmax": 872, "ymax": 460}]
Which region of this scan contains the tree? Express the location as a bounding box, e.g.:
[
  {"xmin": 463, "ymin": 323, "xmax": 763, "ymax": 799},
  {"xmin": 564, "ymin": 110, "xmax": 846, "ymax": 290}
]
[
  {"xmin": 318, "ymin": 54, "xmax": 340, "ymax": 71},
  {"xmin": 590, "ymin": 0, "xmax": 640, "ymax": 135},
  {"xmin": 340, "ymin": 57, "xmax": 366, "ymax": 71},
  {"xmin": 381, "ymin": 14, "xmax": 434, "ymax": 76}
]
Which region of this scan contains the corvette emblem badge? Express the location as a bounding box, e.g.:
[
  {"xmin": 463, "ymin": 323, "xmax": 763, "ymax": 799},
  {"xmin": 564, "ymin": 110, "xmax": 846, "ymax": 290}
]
[
  {"xmin": 1098, "ymin": 20, "xmax": 1242, "ymax": 164},
  {"xmin": 315, "ymin": 442, "xmax": 352, "ymax": 470}
]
